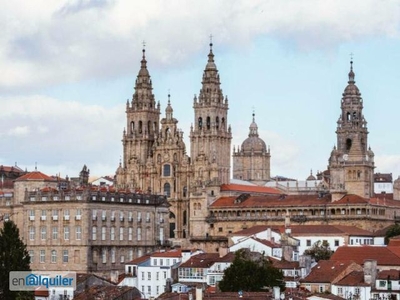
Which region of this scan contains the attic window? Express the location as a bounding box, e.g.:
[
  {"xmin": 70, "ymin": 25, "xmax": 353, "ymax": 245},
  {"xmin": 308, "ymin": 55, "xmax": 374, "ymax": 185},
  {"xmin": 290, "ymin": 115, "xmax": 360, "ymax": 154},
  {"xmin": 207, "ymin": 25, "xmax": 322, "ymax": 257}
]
[{"xmin": 234, "ymin": 193, "xmax": 250, "ymax": 204}]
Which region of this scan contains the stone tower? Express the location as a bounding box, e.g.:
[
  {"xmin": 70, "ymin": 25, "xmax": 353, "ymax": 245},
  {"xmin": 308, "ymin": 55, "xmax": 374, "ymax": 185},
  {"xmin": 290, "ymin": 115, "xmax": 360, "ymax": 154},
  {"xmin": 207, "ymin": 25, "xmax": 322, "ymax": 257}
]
[
  {"xmin": 233, "ymin": 113, "xmax": 271, "ymax": 184},
  {"xmin": 328, "ymin": 61, "xmax": 375, "ymax": 201},
  {"xmin": 116, "ymin": 48, "xmax": 161, "ymax": 189},
  {"xmin": 151, "ymin": 94, "xmax": 191, "ymax": 239},
  {"xmin": 189, "ymin": 42, "xmax": 232, "ymax": 187}
]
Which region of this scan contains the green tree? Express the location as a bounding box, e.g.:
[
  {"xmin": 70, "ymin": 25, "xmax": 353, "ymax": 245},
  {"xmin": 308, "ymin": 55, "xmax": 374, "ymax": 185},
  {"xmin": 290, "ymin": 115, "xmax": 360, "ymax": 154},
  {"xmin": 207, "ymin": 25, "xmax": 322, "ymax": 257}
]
[
  {"xmin": 385, "ymin": 224, "xmax": 400, "ymax": 244},
  {"xmin": 218, "ymin": 249, "xmax": 285, "ymax": 292},
  {"xmin": 304, "ymin": 240, "xmax": 333, "ymax": 262},
  {"xmin": 0, "ymin": 220, "xmax": 33, "ymax": 300}
]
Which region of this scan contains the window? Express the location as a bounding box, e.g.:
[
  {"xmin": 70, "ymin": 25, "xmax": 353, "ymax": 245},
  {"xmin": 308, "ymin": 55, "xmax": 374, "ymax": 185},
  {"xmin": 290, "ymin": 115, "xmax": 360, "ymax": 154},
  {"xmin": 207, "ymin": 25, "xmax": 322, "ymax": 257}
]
[
  {"xmin": 76, "ymin": 226, "xmax": 82, "ymax": 240},
  {"xmin": 64, "ymin": 226, "xmax": 70, "ymax": 240},
  {"xmin": 41, "ymin": 210, "xmax": 46, "ymax": 220},
  {"xmin": 164, "ymin": 182, "xmax": 171, "ymax": 197},
  {"xmin": 92, "ymin": 227, "xmax": 97, "ymax": 241},
  {"xmin": 52, "ymin": 227, "xmax": 58, "ymax": 240},
  {"xmin": 128, "ymin": 227, "xmax": 133, "ymax": 241},
  {"xmin": 164, "ymin": 271, "xmax": 167, "ymax": 279},
  {"xmin": 29, "ymin": 210, "xmax": 35, "ymax": 221},
  {"xmin": 319, "ymin": 285, "xmax": 324, "ymax": 293},
  {"xmin": 120, "ymin": 255, "xmax": 125, "ymax": 263},
  {"xmin": 52, "ymin": 209, "xmax": 58, "ymax": 220},
  {"xmin": 379, "ymin": 280, "xmax": 386, "ymax": 287},
  {"xmin": 29, "ymin": 250, "xmax": 34, "ymax": 263},
  {"xmin": 51, "ymin": 250, "xmax": 57, "ymax": 263},
  {"xmin": 306, "ymin": 239, "xmax": 311, "ymax": 247},
  {"xmin": 111, "ymin": 247, "xmax": 116, "ymax": 263},
  {"xmin": 40, "ymin": 250, "xmax": 45, "ymax": 263},
  {"xmin": 29, "ymin": 226, "xmax": 35, "ymax": 240},
  {"xmin": 138, "ymin": 212, "xmax": 142, "ymax": 222},
  {"xmin": 111, "ymin": 211, "xmax": 115, "ymax": 221},
  {"xmin": 62, "ymin": 250, "xmax": 68, "ymax": 263},
  {"xmin": 102, "ymin": 248, "xmax": 107, "ymax": 263},
  {"xmin": 128, "ymin": 212, "xmax": 133, "ymax": 222},
  {"xmin": 163, "ymin": 164, "xmax": 171, "ymax": 176},
  {"xmin": 120, "ymin": 227, "xmax": 124, "ymax": 241},
  {"xmin": 156, "ymin": 272, "xmax": 159, "ymax": 280},
  {"xmin": 102, "ymin": 227, "xmax": 106, "ymax": 240},
  {"xmin": 111, "ymin": 227, "xmax": 115, "ymax": 240},
  {"xmin": 218, "ymin": 227, "xmax": 223, "ymax": 232},
  {"xmin": 41, "ymin": 226, "xmax": 47, "ymax": 240},
  {"xmin": 166, "ymin": 259, "xmax": 170, "ymax": 265},
  {"xmin": 92, "ymin": 210, "xmax": 97, "ymax": 220},
  {"xmin": 120, "ymin": 211, "xmax": 124, "ymax": 221},
  {"xmin": 334, "ymin": 240, "xmax": 339, "ymax": 247},
  {"xmin": 146, "ymin": 212, "xmax": 150, "ymax": 222},
  {"xmin": 76, "ymin": 209, "xmax": 82, "ymax": 220},
  {"xmin": 129, "ymin": 249, "xmax": 133, "ymax": 261},
  {"xmin": 154, "ymin": 259, "xmax": 157, "ymax": 266},
  {"xmin": 148, "ymin": 272, "xmax": 151, "ymax": 280},
  {"xmin": 102, "ymin": 210, "xmax": 106, "ymax": 221},
  {"xmin": 141, "ymin": 272, "xmax": 145, "ymax": 280},
  {"xmin": 148, "ymin": 286, "xmax": 151, "ymax": 294},
  {"xmin": 63, "ymin": 209, "xmax": 70, "ymax": 220},
  {"xmin": 138, "ymin": 228, "xmax": 141, "ymax": 241},
  {"xmin": 160, "ymin": 259, "xmax": 163, "ymax": 266}
]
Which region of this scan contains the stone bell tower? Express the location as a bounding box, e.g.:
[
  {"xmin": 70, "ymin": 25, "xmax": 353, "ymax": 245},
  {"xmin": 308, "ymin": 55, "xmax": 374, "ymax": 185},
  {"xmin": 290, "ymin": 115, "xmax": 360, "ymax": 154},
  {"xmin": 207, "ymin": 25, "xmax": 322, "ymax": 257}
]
[{"xmin": 328, "ymin": 60, "xmax": 375, "ymax": 201}]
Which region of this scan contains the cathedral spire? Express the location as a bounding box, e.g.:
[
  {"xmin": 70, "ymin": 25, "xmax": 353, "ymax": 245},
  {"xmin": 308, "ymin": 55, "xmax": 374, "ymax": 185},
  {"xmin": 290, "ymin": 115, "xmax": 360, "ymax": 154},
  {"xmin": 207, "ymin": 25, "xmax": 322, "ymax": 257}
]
[
  {"xmin": 249, "ymin": 112, "xmax": 259, "ymax": 137},
  {"xmin": 348, "ymin": 60, "xmax": 355, "ymax": 84}
]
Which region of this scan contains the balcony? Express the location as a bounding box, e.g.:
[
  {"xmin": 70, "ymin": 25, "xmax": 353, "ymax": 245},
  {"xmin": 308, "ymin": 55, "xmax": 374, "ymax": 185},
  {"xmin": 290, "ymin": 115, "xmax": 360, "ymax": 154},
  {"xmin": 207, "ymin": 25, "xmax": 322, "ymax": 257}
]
[
  {"xmin": 76, "ymin": 215, "xmax": 82, "ymax": 221},
  {"xmin": 128, "ymin": 217, "xmax": 133, "ymax": 222},
  {"xmin": 40, "ymin": 216, "xmax": 46, "ymax": 221},
  {"xmin": 52, "ymin": 216, "xmax": 58, "ymax": 221},
  {"xmin": 29, "ymin": 216, "xmax": 35, "ymax": 221},
  {"xmin": 64, "ymin": 216, "xmax": 70, "ymax": 221}
]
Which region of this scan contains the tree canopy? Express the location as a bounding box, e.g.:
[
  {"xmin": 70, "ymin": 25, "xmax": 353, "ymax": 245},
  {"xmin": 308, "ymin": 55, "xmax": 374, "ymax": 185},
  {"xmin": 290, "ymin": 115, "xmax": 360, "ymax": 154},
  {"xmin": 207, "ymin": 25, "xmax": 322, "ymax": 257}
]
[
  {"xmin": 304, "ymin": 240, "xmax": 333, "ymax": 262},
  {"xmin": 0, "ymin": 220, "xmax": 32, "ymax": 300},
  {"xmin": 385, "ymin": 223, "xmax": 400, "ymax": 244},
  {"xmin": 218, "ymin": 249, "xmax": 285, "ymax": 292}
]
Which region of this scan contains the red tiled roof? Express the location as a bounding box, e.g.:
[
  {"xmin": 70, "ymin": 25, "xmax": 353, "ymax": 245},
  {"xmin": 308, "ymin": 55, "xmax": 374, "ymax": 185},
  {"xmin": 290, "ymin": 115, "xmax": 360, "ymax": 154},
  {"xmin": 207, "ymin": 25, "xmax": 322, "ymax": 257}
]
[
  {"xmin": 220, "ymin": 184, "xmax": 281, "ymax": 194},
  {"xmin": 152, "ymin": 249, "xmax": 182, "ymax": 258},
  {"xmin": 387, "ymin": 246, "xmax": 400, "ymax": 257},
  {"xmin": 334, "ymin": 270, "xmax": 369, "ymax": 286},
  {"xmin": 302, "ymin": 260, "xmax": 359, "ymax": 283},
  {"xmin": 253, "ymin": 237, "xmax": 280, "ymax": 248},
  {"xmin": 277, "ymin": 225, "xmax": 374, "ymax": 236},
  {"xmin": 210, "ymin": 194, "xmax": 332, "ymax": 208},
  {"xmin": 125, "ymin": 254, "xmax": 151, "ymax": 265},
  {"xmin": 333, "ymin": 194, "xmax": 369, "ymax": 205},
  {"xmin": 179, "ymin": 253, "xmax": 220, "ymax": 268},
  {"xmin": 369, "ymin": 197, "xmax": 400, "ymax": 207},
  {"xmin": 231, "ymin": 225, "xmax": 280, "ymax": 236},
  {"xmin": 331, "ymin": 246, "xmax": 400, "ymax": 266},
  {"xmin": 16, "ymin": 171, "xmax": 55, "ymax": 181},
  {"xmin": 377, "ymin": 269, "xmax": 400, "ymax": 280},
  {"xmin": 272, "ymin": 259, "xmax": 300, "ymax": 269},
  {"xmin": 388, "ymin": 239, "xmax": 400, "ymax": 247}
]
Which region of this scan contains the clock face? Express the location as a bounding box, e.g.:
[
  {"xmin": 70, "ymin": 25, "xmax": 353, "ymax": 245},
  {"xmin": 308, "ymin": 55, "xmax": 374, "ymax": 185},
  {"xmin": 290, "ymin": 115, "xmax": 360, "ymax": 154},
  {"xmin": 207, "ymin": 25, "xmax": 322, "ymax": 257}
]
[{"xmin": 343, "ymin": 154, "xmax": 349, "ymax": 161}]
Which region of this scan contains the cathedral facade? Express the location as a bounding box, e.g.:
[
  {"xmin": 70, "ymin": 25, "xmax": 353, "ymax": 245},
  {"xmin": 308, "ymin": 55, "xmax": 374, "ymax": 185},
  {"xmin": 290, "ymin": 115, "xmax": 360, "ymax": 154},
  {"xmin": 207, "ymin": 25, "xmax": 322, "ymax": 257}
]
[
  {"xmin": 115, "ymin": 43, "xmax": 234, "ymax": 242},
  {"xmin": 115, "ymin": 43, "xmax": 400, "ymax": 250}
]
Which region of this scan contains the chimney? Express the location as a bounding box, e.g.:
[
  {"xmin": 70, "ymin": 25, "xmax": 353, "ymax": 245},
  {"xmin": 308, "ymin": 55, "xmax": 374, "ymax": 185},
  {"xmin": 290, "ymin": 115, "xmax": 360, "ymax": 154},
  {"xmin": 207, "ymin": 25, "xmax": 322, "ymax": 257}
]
[
  {"xmin": 219, "ymin": 247, "xmax": 229, "ymax": 258},
  {"xmin": 196, "ymin": 287, "xmax": 202, "ymax": 300},
  {"xmin": 363, "ymin": 259, "xmax": 377, "ymax": 286},
  {"xmin": 273, "ymin": 286, "xmax": 281, "ymax": 300}
]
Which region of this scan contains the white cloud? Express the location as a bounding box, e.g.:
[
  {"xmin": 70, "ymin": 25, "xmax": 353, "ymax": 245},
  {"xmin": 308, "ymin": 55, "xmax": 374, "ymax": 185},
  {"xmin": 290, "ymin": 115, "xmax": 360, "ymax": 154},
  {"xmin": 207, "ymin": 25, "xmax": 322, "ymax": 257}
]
[
  {"xmin": 0, "ymin": 95, "xmax": 124, "ymax": 177},
  {"xmin": 0, "ymin": 0, "xmax": 399, "ymax": 91}
]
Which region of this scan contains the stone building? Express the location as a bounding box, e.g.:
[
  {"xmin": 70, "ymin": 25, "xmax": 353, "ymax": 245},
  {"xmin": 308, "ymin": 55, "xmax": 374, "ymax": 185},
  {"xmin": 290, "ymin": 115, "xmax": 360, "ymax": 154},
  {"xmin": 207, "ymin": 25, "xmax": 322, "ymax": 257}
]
[
  {"xmin": 328, "ymin": 61, "xmax": 375, "ymax": 201},
  {"xmin": 3, "ymin": 167, "xmax": 169, "ymax": 277},
  {"xmin": 233, "ymin": 113, "xmax": 271, "ymax": 184}
]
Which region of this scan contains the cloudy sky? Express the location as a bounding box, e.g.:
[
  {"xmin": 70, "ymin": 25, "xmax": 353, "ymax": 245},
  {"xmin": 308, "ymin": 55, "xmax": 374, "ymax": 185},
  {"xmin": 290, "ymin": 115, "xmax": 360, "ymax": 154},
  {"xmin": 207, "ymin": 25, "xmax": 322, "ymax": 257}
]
[{"xmin": 1, "ymin": 0, "xmax": 400, "ymax": 181}]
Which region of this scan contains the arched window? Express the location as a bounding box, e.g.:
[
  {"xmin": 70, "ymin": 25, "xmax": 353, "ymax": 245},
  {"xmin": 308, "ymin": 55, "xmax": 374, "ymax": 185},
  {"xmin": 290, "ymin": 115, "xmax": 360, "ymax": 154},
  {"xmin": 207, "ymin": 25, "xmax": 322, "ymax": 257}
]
[
  {"xmin": 163, "ymin": 164, "xmax": 171, "ymax": 176},
  {"xmin": 216, "ymin": 117, "xmax": 219, "ymax": 129},
  {"xmin": 130, "ymin": 122, "xmax": 135, "ymax": 134},
  {"xmin": 157, "ymin": 154, "xmax": 161, "ymax": 163},
  {"xmin": 206, "ymin": 116, "xmax": 211, "ymax": 130},
  {"xmin": 347, "ymin": 112, "xmax": 351, "ymax": 121},
  {"xmin": 346, "ymin": 138, "xmax": 352, "ymax": 151},
  {"xmin": 139, "ymin": 121, "xmax": 143, "ymax": 134},
  {"xmin": 221, "ymin": 117, "xmax": 225, "ymax": 129},
  {"xmin": 164, "ymin": 183, "xmax": 171, "ymax": 197},
  {"xmin": 173, "ymin": 153, "xmax": 177, "ymax": 162},
  {"xmin": 148, "ymin": 121, "xmax": 151, "ymax": 134},
  {"xmin": 153, "ymin": 122, "xmax": 157, "ymax": 132},
  {"xmin": 198, "ymin": 117, "xmax": 203, "ymax": 130},
  {"xmin": 198, "ymin": 203, "xmax": 202, "ymax": 210}
]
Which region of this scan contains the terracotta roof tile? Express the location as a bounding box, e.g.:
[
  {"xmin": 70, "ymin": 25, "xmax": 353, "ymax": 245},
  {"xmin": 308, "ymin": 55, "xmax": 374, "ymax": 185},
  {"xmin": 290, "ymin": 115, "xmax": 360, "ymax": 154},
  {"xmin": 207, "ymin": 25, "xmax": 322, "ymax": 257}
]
[
  {"xmin": 302, "ymin": 260, "xmax": 359, "ymax": 283},
  {"xmin": 387, "ymin": 246, "xmax": 400, "ymax": 257},
  {"xmin": 331, "ymin": 246, "xmax": 400, "ymax": 266},
  {"xmin": 377, "ymin": 269, "xmax": 400, "ymax": 280},
  {"xmin": 179, "ymin": 253, "xmax": 220, "ymax": 268},
  {"xmin": 152, "ymin": 249, "xmax": 182, "ymax": 258},
  {"xmin": 16, "ymin": 171, "xmax": 55, "ymax": 182},
  {"xmin": 220, "ymin": 184, "xmax": 281, "ymax": 194},
  {"xmin": 279, "ymin": 225, "xmax": 374, "ymax": 236},
  {"xmin": 210, "ymin": 194, "xmax": 332, "ymax": 208},
  {"xmin": 332, "ymin": 194, "xmax": 369, "ymax": 205},
  {"xmin": 231, "ymin": 225, "xmax": 280, "ymax": 236},
  {"xmin": 334, "ymin": 270, "xmax": 369, "ymax": 286},
  {"xmin": 125, "ymin": 254, "xmax": 151, "ymax": 265},
  {"xmin": 272, "ymin": 259, "xmax": 300, "ymax": 269}
]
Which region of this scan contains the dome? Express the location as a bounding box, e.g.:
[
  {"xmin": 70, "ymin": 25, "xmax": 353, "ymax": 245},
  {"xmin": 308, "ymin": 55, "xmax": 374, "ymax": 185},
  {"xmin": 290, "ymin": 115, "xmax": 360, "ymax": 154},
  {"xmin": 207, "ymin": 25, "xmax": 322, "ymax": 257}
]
[
  {"xmin": 306, "ymin": 170, "xmax": 316, "ymax": 181},
  {"xmin": 241, "ymin": 136, "xmax": 267, "ymax": 153},
  {"xmin": 241, "ymin": 113, "xmax": 267, "ymax": 153}
]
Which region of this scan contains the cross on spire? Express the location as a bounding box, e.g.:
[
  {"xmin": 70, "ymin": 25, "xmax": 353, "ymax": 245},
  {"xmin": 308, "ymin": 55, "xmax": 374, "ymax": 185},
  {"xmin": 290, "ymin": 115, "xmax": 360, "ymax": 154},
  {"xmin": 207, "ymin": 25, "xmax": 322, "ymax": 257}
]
[{"xmin": 142, "ymin": 40, "xmax": 146, "ymax": 50}]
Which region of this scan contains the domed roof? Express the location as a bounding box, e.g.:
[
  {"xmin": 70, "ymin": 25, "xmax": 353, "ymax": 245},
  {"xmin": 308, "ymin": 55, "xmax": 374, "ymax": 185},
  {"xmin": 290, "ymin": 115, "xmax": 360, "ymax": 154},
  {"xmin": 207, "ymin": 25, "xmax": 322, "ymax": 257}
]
[
  {"xmin": 138, "ymin": 49, "xmax": 149, "ymax": 76},
  {"xmin": 205, "ymin": 43, "xmax": 217, "ymax": 70},
  {"xmin": 241, "ymin": 113, "xmax": 267, "ymax": 153},
  {"xmin": 306, "ymin": 170, "xmax": 316, "ymax": 181}
]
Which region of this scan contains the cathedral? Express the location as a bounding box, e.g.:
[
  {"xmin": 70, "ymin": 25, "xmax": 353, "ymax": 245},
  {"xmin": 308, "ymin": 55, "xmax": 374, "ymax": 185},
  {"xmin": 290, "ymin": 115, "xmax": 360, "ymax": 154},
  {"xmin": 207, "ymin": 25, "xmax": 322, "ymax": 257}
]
[{"xmin": 115, "ymin": 42, "xmax": 400, "ymax": 248}]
